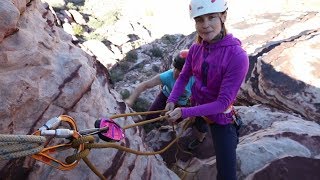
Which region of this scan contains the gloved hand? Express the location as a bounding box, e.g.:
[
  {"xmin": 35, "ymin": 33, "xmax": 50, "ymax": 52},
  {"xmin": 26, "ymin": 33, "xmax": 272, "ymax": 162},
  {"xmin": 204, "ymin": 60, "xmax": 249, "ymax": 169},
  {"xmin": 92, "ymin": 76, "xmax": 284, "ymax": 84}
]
[
  {"xmin": 165, "ymin": 102, "xmax": 175, "ymax": 112},
  {"xmin": 166, "ymin": 108, "xmax": 182, "ymax": 124}
]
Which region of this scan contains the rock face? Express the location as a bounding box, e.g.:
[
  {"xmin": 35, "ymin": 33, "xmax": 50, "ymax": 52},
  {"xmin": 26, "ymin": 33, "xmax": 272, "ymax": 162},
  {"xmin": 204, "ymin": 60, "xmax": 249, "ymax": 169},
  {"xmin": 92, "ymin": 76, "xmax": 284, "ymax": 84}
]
[
  {"xmin": 234, "ymin": 9, "xmax": 320, "ymax": 123},
  {"xmin": 249, "ymin": 156, "xmax": 320, "ymax": 180},
  {"xmin": 0, "ymin": 1, "xmax": 179, "ymax": 180},
  {"xmin": 1, "ymin": 0, "xmax": 320, "ymax": 180},
  {"xmin": 0, "ymin": 0, "xmax": 20, "ymax": 42},
  {"xmin": 236, "ymin": 106, "xmax": 320, "ymax": 179},
  {"xmin": 145, "ymin": 105, "xmax": 320, "ymax": 180}
]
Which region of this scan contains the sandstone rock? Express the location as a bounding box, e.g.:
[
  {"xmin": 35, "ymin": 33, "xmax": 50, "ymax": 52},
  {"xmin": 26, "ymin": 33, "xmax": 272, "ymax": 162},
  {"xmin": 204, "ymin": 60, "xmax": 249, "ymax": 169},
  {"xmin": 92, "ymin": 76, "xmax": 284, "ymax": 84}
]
[
  {"xmin": 0, "ymin": 1, "xmax": 180, "ymax": 179},
  {"xmin": 82, "ymin": 40, "xmax": 118, "ymax": 69},
  {"xmin": 0, "ymin": 0, "xmax": 19, "ymax": 43}
]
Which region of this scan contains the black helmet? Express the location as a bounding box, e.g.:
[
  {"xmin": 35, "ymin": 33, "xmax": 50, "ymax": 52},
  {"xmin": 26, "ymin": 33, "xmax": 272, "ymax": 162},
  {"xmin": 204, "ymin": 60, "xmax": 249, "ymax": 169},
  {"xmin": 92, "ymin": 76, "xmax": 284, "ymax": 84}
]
[{"xmin": 173, "ymin": 49, "xmax": 189, "ymax": 71}]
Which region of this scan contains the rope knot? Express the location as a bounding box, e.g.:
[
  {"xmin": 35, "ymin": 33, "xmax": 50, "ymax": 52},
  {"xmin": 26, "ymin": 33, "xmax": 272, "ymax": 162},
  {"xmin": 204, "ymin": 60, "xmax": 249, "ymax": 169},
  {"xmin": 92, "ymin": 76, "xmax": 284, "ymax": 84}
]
[{"xmin": 65, "ymin": 136, "xmax": 95, "ymax": 164}]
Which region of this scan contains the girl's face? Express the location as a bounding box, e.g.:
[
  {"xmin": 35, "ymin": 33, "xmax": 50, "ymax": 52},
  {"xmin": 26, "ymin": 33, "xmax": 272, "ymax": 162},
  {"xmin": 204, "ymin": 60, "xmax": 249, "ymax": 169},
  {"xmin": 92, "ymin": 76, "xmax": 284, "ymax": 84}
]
[{"xmin": 194, "ymin": 13, "xmax": 226, "ymax": 43}]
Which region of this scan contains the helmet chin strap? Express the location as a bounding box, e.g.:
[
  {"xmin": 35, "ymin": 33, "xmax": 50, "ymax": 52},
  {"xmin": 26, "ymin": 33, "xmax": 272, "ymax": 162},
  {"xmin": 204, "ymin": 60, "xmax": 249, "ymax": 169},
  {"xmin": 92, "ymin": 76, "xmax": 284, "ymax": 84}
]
[
  {"xmin": 210, "ymin": 17, "xmax": 225, "ymax": 42},
  {"xmin": 211, "ymin": 31, "xmax": 223, "ymax": 42}
]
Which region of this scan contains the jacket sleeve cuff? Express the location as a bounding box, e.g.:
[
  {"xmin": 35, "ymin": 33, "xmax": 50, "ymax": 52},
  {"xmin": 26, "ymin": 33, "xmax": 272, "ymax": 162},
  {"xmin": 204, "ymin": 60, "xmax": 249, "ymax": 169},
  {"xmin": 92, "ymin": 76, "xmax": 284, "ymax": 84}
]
[{"xmin": 181, "ymin": 108, "xmax": 189, "ymax": 119}]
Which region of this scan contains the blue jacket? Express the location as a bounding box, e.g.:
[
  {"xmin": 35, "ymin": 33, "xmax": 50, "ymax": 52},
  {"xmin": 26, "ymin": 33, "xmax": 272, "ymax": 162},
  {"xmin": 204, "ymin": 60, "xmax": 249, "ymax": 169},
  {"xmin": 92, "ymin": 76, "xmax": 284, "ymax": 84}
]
[{"xmin": 160, "ymin": 69, "xmax": 194, "ymax": 106}]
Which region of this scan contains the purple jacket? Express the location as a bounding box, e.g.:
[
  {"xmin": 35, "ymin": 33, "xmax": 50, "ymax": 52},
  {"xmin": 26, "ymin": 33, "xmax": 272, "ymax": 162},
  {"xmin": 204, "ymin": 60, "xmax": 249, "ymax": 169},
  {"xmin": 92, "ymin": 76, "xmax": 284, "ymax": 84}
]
[{"xmin": 168, "ymin": 34, "xmax": 249, "ymax": 125}]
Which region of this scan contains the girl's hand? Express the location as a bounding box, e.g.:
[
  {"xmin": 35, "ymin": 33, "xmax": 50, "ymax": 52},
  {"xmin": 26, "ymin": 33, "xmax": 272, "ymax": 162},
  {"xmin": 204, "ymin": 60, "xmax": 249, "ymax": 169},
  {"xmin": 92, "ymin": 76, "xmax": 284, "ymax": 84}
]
[
  {"xmin": 165, "ymin": 102, "xmax": 175, "ymax": 111},
  {"xmin": 125, "ymin": 99, "xmax": 133, "ymax": 107},
  {"xmin": 166, "ymin": 108, "xmax": 182, "ymax": 124}
]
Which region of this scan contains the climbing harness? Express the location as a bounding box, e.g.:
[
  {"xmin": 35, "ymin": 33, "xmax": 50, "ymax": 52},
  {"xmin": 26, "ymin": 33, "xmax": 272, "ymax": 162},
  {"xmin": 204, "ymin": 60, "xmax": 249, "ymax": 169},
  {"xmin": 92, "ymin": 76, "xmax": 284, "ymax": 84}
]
[
  {"xmin": 0, "ymin": 110, "xmax": 192, "ymax": 180},
  {"xmin": 202, "ymin": 105, "xmax": 243, "ymax": 128}
]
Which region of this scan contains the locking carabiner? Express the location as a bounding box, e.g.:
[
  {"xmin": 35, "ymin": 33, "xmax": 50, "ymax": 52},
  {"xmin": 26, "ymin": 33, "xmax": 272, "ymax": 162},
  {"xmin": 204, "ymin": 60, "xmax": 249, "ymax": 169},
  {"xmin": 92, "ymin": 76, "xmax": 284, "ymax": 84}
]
[{"xmin": 31, "ymin": 115, "xmax": 84, "ymax": 171}]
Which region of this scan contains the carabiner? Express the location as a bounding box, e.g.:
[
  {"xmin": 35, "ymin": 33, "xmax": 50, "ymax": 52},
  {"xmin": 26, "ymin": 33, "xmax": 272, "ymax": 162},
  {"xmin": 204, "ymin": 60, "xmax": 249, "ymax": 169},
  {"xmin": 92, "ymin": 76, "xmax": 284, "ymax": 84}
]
[
  {"xmin": 32, "ymin": 115, "xmax": 84, "ymax": 171},
  {"xmin": 78, "ymin": 126, "xmax": 109, "ymax": 136}
]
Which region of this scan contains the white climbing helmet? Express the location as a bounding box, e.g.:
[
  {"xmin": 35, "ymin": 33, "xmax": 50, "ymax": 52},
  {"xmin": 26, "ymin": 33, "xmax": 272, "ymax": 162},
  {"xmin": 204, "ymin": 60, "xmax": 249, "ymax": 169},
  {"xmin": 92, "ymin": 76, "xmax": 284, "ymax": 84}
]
[{"xmin": 189, "ymin": 0, "xmax": 228, "ymax": 19}]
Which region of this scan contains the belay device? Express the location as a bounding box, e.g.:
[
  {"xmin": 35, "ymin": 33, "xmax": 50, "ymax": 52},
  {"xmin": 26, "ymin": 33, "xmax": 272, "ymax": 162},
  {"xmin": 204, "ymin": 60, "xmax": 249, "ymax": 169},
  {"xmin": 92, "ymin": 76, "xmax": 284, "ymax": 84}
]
[{"xmin": 94, "ymin": 118, "xmax": 125, "ymax": 142}]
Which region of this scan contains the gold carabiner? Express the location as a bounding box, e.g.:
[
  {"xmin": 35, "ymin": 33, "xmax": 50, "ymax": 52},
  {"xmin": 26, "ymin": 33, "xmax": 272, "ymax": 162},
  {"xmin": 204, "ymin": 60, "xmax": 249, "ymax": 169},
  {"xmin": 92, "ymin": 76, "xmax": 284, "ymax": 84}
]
[{"xmin": 32, "ymin": 115, "xmax": 84, "ymax": 171}]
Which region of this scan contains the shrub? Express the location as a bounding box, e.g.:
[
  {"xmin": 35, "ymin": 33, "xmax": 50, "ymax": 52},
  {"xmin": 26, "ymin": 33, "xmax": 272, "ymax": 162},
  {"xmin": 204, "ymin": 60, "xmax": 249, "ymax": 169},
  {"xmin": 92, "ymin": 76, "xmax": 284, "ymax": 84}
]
[
  {"xmin": 84, "ymin": 32, "xmax": 105, "ymax": 41},
  {"xmin": 72, "ymin": 23, "xmax": 83, "ymax": 36},
  {"xmin": 66, "ymin": 2, "xmax": 77, "ymax": 10},
  {"xmin": 145, "ymin": 70, "xmax": 154, "ymax": 77},
  {"xmin": 109, "ymin": 61, "xmax": 130, "ymax": 82},
  {"xmin": 161, "ymin": 34, "xmax": 178, "ymax": 44},
  {"xmin": 132, "ymin": 98, "xmax": 150, "ymax": 112},
  {"xmin": 150, "ymin": 47, "xmax": 163, "ymax": 58},
  {"xmin": 102, "ymin": 9, "xmax": 122, "ymax": 26},
  {"xmin": 151, "ymin": 65, "xmax": 160, "ymax": 73},
  {"xmin": 118, "ymin": 61, "xmax": 130, "ymax": 71},
  {"xmin": 109, "ymin": 69, "xmax": 124, "ymax": 83},
  {"xmin": 87, "ymin": 17, "xmax": 104, "ymax": 29},
  {"xmin": 125, "ymin": 50, "xmax": 138, "ymax": 63},
  {"xmin": 120, "ymin": 89, "xmax": 130, "ymax": 99}
]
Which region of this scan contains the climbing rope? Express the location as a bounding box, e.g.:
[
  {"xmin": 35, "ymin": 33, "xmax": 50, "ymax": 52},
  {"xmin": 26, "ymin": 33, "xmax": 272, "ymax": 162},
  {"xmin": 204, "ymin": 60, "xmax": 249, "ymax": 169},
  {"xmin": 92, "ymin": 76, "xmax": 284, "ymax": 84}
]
[
  {"xmin": 65, "ymin": 118, "xmax": 192, "ymax": 180},
  {"xmin": 0, "ymin": 134, "xmax": 46, "ymax": 160},
  {"xmin": 0, "ymin": 110, "xmax": 191, "ymax": 179},
  {"xmin": 173, "ymin": 138, "xmax": 197, "ymax": 179}
]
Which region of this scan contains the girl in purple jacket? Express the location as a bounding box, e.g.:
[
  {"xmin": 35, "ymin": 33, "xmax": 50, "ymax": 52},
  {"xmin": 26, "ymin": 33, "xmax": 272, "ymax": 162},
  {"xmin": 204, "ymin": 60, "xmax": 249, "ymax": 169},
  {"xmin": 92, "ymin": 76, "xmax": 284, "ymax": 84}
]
[{"xmin": 165, "ymin": 0, "xmax": 249, "ymax": 179}]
